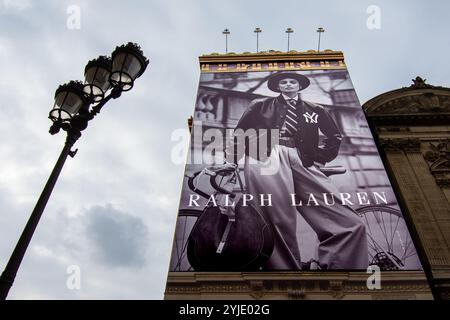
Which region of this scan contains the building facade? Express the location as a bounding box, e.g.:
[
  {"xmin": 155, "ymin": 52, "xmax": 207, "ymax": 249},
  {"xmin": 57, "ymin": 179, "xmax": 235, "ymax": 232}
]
[
  {"xmin": 165, "ymin": 51, "xmax": 438, "ymax": 300},
  {"xmin": 363, "ymin": 77, "xmax": 450, "ymax": 299}
]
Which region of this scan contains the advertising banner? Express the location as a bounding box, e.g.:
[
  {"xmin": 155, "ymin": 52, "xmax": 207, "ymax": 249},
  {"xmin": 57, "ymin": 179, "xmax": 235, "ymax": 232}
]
[{"xmin": 169, "ymin": 59, "xmax": 422, "ymax": 272}]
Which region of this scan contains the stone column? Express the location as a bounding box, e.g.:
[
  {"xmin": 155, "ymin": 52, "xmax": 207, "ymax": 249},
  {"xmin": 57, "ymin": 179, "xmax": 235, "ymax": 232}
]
[{"xmin": 380, "ymin": 137, "xmax": 450, "ymax": 299}]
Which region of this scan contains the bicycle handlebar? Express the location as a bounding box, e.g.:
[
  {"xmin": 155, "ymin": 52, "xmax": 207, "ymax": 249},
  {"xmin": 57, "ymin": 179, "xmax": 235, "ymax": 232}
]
[
  {"xmin": 187, "ymin": 171, "xmax": 210, "ymax": 199},
  {"xmin": 209, "ymin": 168, "xmax": 235, "ymax": 195},
  {"xmin": 187, "ymin": 166, "xmax": 241, "ymax": 198}
]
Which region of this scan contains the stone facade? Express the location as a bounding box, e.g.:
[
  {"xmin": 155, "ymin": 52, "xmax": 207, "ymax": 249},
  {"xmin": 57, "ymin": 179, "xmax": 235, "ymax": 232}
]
[
  {"xmin": 165, "ymin": 271, "xmax": 431, "ymax": 300},
  {"xmin": 363, "ymin": 76, "xmax": 450, "ymax": 299}
]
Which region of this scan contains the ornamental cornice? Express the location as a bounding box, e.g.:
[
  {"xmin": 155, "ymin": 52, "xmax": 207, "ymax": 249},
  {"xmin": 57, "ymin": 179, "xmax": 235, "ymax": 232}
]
[{"xmin": 363, "ymin": 77, "xmax": 450, "ymax": 118}]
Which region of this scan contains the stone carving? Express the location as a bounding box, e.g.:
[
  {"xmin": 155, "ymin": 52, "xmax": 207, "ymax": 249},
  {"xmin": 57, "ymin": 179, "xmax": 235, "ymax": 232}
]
[
  {"xmin": 329, "ymin": 280, "xmax": 345, "ymax": 299},
  {"xmin": 412, "ymin": 92, "xmax": 444, "ymax": 111},
  {"xmin": 410, "ymin": 76, "xmax": 434, "ymax": 89},
  {"xmin": 249, "ymin": 280, "xmax": 265, "ymax": 300},
  {"xmin": 373, "ymin": 93, "xmax": 450, "ymax": 114},
  {"xmin": 379, "ymin": 138, "xmax": 421, "ymax": 152},
  {"xmin": 165, "ymin": 275, "xmax": 432, "ymax": 299},
  {"xmin": 288, "ymin": 289, "xmax": 305, "ymax": 300},
  {"xmin": 365, "ymin": 77, "xmax": 450, "ymax": 116},
  {"xmin": 423, "ymin": 139, "xmax": 450, "ymax": 187}
]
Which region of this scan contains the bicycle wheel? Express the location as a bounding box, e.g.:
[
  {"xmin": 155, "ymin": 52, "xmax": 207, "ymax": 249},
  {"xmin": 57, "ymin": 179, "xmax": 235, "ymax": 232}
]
[
  {"xmin": 170, "ymin": 209, "xmax": 202, "ymax": 271},
  {"xmin": 355, "ymin": 205, "xmax": 418, "ymax": 270}
]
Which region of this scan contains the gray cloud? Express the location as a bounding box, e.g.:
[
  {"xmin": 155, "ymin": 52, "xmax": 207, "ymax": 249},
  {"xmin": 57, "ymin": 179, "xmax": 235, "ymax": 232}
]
[
  {"xmin": 83, "ymin": 204, "xmax": 148, "ymax": 268},
  {"xmin": 1, "ymin": 0, "xmax": 32, "ymax": 11}
]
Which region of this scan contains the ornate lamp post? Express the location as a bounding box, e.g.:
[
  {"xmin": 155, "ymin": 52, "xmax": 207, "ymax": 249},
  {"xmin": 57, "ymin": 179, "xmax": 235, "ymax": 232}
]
[{"xmin": 0, "ymin": 42, "xmax": 149, "ymax": 300}]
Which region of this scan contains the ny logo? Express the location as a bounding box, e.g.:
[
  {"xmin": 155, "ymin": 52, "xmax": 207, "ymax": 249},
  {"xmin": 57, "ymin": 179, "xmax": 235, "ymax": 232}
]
[{"xmin": 303, "ymin": 112, "xmax": 318, "ymax": 123}]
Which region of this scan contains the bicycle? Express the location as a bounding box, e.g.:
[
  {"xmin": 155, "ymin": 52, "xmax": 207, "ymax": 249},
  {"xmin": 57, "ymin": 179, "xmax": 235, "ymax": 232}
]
[
  {"xmin": 170, "ymin": 166, "xmax": 418, "ymax": 271},
  {"xmin": 355, "ymin": 205, "xmax": 416, "ymax": 270}
]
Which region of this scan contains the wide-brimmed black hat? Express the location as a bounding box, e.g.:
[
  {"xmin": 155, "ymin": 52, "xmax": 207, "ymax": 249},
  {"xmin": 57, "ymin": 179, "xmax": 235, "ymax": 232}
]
[{"xmin": 267, "ymin": 72, "xmax": 310, "ymax": 92}]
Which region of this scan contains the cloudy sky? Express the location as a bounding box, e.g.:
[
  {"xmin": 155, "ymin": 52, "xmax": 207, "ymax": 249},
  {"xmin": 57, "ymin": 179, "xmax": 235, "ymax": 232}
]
[{"xmin": 0, "ymin": 0, "xmax": 449, "ymax": 299}]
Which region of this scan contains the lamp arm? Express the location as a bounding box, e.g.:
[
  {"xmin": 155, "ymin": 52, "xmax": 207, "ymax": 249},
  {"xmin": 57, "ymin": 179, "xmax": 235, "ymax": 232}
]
[{"xmin": 89, "ymin": 85, "xmax": 122, "ymax": 118}]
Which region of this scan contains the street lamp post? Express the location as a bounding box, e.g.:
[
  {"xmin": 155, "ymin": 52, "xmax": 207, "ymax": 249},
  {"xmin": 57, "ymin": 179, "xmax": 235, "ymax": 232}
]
[
  {"xmin": 317, "ymin": 27, "xmax": 325, "ymax": 53},
  {"xmin": 222, "ymin": 28, "xmax": 230, "ymax": 54},
  {"xmin": 285, "ymin": 27, "xmax": 294, "ymax": 52},
  {"xmin": 0, "ymin": 42, "xmax": 149, "ymax": 300},
  {"xmin": 254, "ymin": 27, "xmax": 262, "ymax": 53}
]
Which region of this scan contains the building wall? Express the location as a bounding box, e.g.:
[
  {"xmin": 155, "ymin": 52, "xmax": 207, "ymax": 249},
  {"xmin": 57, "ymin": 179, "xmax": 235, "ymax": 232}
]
[
  {"xmin": 165, "ymin": 271, "xmax": 431, "ymax": 300},
  {"xmin": 363, "ymin": 77, "xmax": 450, "ymax": 299}
]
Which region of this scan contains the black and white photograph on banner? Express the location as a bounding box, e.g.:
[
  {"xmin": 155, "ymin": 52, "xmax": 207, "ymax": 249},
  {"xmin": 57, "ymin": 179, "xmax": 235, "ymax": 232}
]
[{"xmin": 169, "ymin": 68, "xmax": 422, "ymax": 272}]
